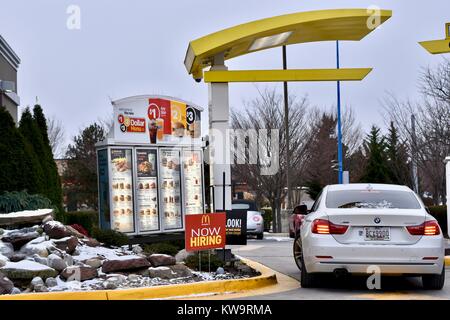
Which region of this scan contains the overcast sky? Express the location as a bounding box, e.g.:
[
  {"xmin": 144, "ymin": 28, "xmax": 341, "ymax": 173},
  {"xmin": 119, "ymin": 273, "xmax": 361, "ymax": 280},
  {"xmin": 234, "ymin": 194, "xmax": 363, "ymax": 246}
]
[{"xmin": 1, "ymin": 0, "xmax": 449, "ymax": 150}]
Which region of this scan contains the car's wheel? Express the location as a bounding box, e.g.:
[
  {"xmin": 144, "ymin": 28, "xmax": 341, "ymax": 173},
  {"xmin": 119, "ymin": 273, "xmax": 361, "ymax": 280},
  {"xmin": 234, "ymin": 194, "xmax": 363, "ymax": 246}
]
[
  {"xmin": 257, "ymin": 233, "xmax": 264, "ymax": 240},
  {"xmin": 422, "ymin": 266, "xmax": 445, "ymax": 290},
  {"xmin": 293, "ymin": 236, "xmax": 316, "ymax": 288}
]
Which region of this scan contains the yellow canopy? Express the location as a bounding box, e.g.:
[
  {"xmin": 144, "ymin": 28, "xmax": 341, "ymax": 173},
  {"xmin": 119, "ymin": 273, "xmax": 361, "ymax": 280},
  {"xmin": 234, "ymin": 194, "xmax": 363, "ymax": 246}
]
[{"xmin": 184, "ymin": 8, "xmax": 392, "ymax": 79}]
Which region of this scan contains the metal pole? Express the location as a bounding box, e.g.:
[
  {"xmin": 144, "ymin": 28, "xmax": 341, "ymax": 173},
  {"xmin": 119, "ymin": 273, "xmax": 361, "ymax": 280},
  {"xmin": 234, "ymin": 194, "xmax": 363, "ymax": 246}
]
[
  {"xmin": 336, "ymin": 41, "xmax": 344, "ymax": 184},
  {"xmin": 411, "ymin": 114, "xmax": 419, "ymax": 193},
  {"xmin": 282, "ymin": 45, "xmax": 290, "ymax": 232}
]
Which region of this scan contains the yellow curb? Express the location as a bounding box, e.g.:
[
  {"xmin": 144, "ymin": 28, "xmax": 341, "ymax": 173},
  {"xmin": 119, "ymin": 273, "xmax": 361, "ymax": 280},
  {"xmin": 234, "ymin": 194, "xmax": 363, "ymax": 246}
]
[
  {"xmin": 0, "ymin": 257, "xmax": 277, "ymax": 300},
  {"xmin": 445, "ymin": 256, "xmax": 450, "ymax": 267}
]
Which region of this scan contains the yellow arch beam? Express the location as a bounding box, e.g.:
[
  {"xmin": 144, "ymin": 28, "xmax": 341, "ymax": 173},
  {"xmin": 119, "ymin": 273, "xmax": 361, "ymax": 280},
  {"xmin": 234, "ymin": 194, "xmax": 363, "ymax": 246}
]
[
  {"xmin": 204, "ymin": 68, "xmax": 373, "ymax": 83},
  {"xmin": 419, "ymin": 40, "xmax": 450, "ymax": 54},
  {"xmin": 185, "ymin": 8, "xmax": 392, "ymax": 79}
]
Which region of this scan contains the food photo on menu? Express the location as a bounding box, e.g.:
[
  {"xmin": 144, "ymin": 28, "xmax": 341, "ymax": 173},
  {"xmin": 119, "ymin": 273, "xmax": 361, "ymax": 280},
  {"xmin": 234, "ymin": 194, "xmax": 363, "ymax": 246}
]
[
  {"xmin": 110, "ymin": 149, "xmax": 134, "ymax": 233},
  {"xmin": 183, "ymin": 150, "xmax": 203, "ymax": 215},
  {"xmin": 160, "ymin": 149, "xmax": 182, "ymax": 229},
  {"xmin": 136, "ymin": 149, "xmax": 159, "ymax": 232}
]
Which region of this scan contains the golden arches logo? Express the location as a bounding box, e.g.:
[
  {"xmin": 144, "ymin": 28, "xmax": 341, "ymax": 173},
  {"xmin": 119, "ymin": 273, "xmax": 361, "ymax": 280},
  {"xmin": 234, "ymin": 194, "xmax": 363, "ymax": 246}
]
[{"xmin": 201, "ymin": 214, "xmax": 211, "ymax": 226}]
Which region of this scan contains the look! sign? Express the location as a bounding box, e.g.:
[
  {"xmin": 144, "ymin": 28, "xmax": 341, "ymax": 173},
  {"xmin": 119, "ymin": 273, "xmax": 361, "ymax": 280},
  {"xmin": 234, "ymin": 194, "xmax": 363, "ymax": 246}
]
[{"xmin": 185, "ymin": 213, "xmax": 226, "ymax": 252}]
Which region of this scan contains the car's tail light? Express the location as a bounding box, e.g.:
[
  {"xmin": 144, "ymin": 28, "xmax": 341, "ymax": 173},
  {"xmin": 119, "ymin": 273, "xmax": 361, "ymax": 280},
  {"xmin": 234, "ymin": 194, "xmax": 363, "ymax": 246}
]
[
  {"xmin": 311, "ymin": 219, "xmax": 348, "ymax": 235},
  {"xmin": 406, "ymin": 220, "xmax": 440, "ymax": 236}
]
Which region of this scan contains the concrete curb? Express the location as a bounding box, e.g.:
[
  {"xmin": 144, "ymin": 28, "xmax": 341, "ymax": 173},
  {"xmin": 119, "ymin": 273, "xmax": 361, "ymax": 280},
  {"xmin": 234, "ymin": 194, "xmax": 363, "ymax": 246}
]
[{"xmin": 0, "ymin": 257, "xmax": 277, "ymax": 300}]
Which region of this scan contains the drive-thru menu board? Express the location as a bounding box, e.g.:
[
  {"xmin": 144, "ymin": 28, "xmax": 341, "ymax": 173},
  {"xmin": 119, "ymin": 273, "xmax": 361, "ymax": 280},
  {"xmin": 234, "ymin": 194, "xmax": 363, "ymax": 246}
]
[
  {"xmin": 110, "ymin": 149, "xmax": 134, "ymax": 233},
  {"xmin": 183, "ymin": 150, "xmax": 203, "ymax": 215},
  {"xmin": 136, "ymin": 149, "xmax": 159, "ymax": 232},
  {"xmin": 160, "ymin": 149, "xmax": 183, "ymax": 230}
]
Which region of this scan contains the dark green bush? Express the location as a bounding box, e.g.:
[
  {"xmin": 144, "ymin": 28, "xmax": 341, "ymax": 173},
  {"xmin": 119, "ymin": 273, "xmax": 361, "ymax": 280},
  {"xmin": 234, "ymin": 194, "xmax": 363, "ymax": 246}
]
[
  {"xmin": 428, "ymin": 206, "xmax": 447, "ymax": 236},
  {"xmin": 184, "ymin": 251, "xmax": 223, "ymax": 271},
  {"xmin": 64, "ymin": 211, "xmax": 98, "ymax": 234},
  {"xmin": 0, "ymin": 191, "xmax": 53, "ymax": 214},
  {"xmin": 143, "ymin": 242, "xmax": 182, "ymax": 256},
  {"xmin": 91, "ymin": 227, "xmax": 129, "ymax": 247}
]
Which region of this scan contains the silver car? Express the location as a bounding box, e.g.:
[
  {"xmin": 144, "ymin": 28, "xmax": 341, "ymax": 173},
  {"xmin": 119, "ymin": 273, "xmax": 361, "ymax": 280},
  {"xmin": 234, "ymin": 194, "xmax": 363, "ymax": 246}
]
[{"xmin": 232, "ymin": 200, "xmax": 264, "ymax": 240}]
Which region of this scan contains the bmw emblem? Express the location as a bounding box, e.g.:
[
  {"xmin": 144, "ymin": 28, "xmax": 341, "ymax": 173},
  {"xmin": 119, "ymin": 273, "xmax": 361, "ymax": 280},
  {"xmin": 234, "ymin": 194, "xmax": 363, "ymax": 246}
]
[{"xmin": 374, "ymin": 217, "xmax": 381, "ymax": 224}]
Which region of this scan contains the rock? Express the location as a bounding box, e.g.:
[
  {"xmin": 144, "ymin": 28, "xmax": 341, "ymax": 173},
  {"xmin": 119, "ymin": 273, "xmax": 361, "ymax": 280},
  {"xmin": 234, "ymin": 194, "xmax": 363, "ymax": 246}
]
[
  {"xmin": 9, "ymin": 253, "xmax": 27, "ymax": 262},
  {"xmin": 31, "ymin": 276, "xmax": 44, "ymax": 288},
  {"xmin": 102, "ymin": 256, "xmax": 150, "ymax": 273},
  {"xmin": 147, "ymin": 254, "xmax": 176, "ymax": 267},
  {"xmin": 42, "ymin": 215, "xmax": 54, "ymax": 224},
  {"xmin": 0, "ymin": 209, "xmax": 53, "ymax": 228},
  {"xmin": 106, "ymin": 274, "xmax": 127, "ymax": 286},
  {"xmin": 43, "ymin": 221, "xmax": 71, "ymax": 239},
  {"xmin": 20, "ymin": 237, "xmax": 55, "ymax": 257},
  {"xmin": 10, "ymin": 287, "xmax": 21, "ymax": 295},
  {"xmin": 34, "ymin": 284, "xmax": 48, "ymax": 292},
  {"xmin": 132, "ymin": 246, "xmax": 143, "ymax": 255},
  {"xmin": 148, "ymin": 266, "xmax": 175, "ymax": 279},
  {"xmin": 82, "ymin": 238, "xmax": 101, "ymax": 248},
  {"xmin": 62, "ymin": 254, "xmax": 74, "ymax": 266},
  {"xmin": 127, "ymin": 274, "xmax": 140, "ymax": 283},
  {"xmin": 0, "ymin": 272, "xmax": 14, "ymax": 294},
  {"xmin": 60, "ymin": 265, "xmax": 98, "ymax": 282},
  {"xmin": 47, "ymin": 254, "xmax": 67, "ymax": 272},
  {"xmin": 45, "ymin": 277, "xmax": 57, "ymax": 288},
  {"xmin": 53, "ymin": 236, "xmax": 78, "ymax": 254},
  {"xmin": 0, "ymin": 241, "xmax": 13, "ymax": 257},
  {"xmin": 175, "ymin": 249, "xmax": 194, "ymax": 263},
  {"xmin": 33, "ymin": 255, "xmax": 48, "ymax": 266},
  {"xmin": 0, "ymin": 229, "xmax": 4, "ymax": 236},
  {"xmin": 0, "ymin": 260, "xmax": 58, "ymax": 280},
  {"xmin": 103, "ymin": 280, "xmax": 117, "ymax": 290},
  {"xmin": 0, "ymin": 254, "xmax": 9, "ymax": 267},
  {"xmin": 85, "ymin": 258, "xmax": 102, "ymax": 269},
  {"xmin": 65, "ymin": 226, "xmax": 85, "ymax": 238},
  {"xmin": 216, "ymin": 267, "xmax": 225, "ymax": 275},
  {"xmin": 2, "ymin": 232, "xmax": 39, "ymax": 250},
  {"xmin": 170, "ymin": 264, "xmax": 193, "ymax": 278}
]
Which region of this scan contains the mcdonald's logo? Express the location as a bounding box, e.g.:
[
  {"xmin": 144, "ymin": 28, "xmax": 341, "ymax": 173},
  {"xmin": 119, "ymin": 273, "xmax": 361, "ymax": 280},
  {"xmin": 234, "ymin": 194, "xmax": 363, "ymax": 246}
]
[{"xmin": 201, "ymin": 214, "xmax": 211, "ymax": 226}]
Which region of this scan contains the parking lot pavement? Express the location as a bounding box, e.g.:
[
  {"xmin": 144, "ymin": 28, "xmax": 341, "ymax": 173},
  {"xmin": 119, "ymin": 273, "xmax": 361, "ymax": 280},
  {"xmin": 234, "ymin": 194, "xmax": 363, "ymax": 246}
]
[{"xmin": 232, "ymin": 236, "xmax": 450, "ymax": 300}]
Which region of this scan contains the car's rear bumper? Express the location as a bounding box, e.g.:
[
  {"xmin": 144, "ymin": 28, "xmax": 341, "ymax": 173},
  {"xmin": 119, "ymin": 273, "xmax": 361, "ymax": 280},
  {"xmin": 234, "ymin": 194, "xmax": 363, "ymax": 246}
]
[
  {"xmin": 247, "ymin": 225, "xmax": 264, "ymax": 235},
  {"xmin": 303, "ymin": 235, "xmax": 445, "ymax": 275}
]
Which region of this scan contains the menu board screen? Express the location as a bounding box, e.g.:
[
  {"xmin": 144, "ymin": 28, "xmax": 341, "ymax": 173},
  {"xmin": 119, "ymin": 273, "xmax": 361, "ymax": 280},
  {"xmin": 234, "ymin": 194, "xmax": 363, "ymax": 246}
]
[
  {"xmin": 136, "ymin": 149, "xmax": 159, "ymax": 232},
  {"xmin": 160, "ymin": 149, "xmax": 183, "ymax": 230},
  {"xmin": 110, "ymin": 149, "xmax": 134, "ymax": 233},
  {"xmin": 183, "ymin": 150, "xmax": 204, "ymax": 215}
]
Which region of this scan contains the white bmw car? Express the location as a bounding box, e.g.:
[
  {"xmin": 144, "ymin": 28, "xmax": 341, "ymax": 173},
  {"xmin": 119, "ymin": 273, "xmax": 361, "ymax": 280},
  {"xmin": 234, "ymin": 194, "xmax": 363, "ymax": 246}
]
[{"xmin": 294, "ymin": 183, "xmax": 445, "ymax": 289}]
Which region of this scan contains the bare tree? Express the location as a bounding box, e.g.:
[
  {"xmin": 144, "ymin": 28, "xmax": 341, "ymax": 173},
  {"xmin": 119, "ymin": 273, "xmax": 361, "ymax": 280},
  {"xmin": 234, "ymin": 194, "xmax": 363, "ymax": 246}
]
[
  {"xmin": 230, "ymin": 88, "xmax": 316, "ymax": 232},
  {"xmin": 383, "ymin": 92, "xmax": 450, "ymax": 204},
  {"xmin": 421, "ymin": 58, "xmax": 450, "ymax": 103},
  {"xmin": 47, "ymin": 116, "xmax": 66, "ymax": 159}
]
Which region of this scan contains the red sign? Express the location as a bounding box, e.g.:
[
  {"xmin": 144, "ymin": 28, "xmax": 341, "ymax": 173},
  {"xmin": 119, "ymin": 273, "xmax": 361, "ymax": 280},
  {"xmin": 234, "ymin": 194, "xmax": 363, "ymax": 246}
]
[
  {"xmin": 149, "ymin": 98, "xmax": 171, "ymax": 135},
  {"xmin": 185, "ymin": 213, "xmax": 226, "ymax": 252}
]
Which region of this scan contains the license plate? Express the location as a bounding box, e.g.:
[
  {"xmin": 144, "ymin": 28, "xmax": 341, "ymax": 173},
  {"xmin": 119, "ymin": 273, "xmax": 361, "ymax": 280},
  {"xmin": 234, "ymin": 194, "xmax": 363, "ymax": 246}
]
[{"xmin": 364, "ymin": 227, "xmax": 390, "ymax": 241}]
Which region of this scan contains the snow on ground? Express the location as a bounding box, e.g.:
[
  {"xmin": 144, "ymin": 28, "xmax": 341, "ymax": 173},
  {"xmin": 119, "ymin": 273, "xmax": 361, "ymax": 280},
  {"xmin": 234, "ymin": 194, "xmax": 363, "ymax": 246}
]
[{"xmin": 73, "ymin": 245, "xmax": 128, "ymax": 262}]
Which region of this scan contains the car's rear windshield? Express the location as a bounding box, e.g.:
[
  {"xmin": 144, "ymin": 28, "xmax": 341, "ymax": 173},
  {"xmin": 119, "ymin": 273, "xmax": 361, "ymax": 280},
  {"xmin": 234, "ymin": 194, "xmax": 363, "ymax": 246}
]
[
  {"xmin": 232, "ymin": 204, "xmax": 250, "ymax": 210},
  {"xmin": 232, "ymin": 202, "xmax": 257, "ymax": 210},
  {"xmin": 325, "ymin": 190, "xmax": 421, "ymax": 209}
]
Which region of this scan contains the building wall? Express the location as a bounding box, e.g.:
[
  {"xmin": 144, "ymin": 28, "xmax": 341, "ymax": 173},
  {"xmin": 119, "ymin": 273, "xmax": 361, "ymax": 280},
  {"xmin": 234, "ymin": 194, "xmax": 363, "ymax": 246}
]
[{"xmin": 0, "ymin": 35, "xmax": 20, "ymax": 123}]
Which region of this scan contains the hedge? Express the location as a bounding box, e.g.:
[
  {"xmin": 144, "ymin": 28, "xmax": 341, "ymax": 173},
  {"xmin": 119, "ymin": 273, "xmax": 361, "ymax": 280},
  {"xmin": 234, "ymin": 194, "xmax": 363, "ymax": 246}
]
[{"xmin": 63, "ymin": 211, "xmax": 98, "ymax": 235}]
